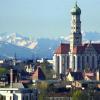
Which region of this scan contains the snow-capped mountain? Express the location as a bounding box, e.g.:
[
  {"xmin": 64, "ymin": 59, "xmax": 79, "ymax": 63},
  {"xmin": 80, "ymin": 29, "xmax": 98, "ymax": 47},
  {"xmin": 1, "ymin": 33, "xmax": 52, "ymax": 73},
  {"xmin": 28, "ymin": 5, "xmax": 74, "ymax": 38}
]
[
  {"xmin": 0, "ymin": 33, "xmax": 37, "ymax": 49},
  {"xmin": 0, "ymin": 32, "xmax": 99, "ymax": 59},
  {"xmin": 0, "ymin": 41, "xmax": 34, "ymax": 59},
  {"xmin": 0, "ymin": 33, "xmax": 61, "ymax": 59}
]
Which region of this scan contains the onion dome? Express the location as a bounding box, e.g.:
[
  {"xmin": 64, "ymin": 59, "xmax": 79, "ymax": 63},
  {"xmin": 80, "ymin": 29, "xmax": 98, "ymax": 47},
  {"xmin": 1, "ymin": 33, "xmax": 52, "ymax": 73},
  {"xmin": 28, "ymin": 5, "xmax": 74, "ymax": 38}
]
[{"xmin": 71, "ymin": 2, "xmax": 81, "ymax": 15}]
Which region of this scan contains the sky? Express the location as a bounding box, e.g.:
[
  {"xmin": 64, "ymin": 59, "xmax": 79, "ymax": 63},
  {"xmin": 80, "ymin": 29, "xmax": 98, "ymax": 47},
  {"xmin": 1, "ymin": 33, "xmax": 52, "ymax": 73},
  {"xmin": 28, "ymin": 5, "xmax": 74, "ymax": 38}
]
[{"xmin": 0, "ymin": 0, "xmax": 100, "ymax": 39}]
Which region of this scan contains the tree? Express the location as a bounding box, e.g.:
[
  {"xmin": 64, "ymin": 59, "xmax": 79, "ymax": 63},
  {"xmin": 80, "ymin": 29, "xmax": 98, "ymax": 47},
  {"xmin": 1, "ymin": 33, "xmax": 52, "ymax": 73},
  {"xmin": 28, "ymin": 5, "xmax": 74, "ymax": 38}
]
[
  {"xmin": 72, "ymin": 90, "xmax": 89, "ymax": 100},
  {"xmin": 0, "ymin": 67, "xmax": 8, "ymax": 74},
  {"xmin": 37, "ymin": 81, "xmax": 48, "ymax": 100},
  {"xmin": 40, "ymin": 61, "xmax": 54, "ymax": 79}
]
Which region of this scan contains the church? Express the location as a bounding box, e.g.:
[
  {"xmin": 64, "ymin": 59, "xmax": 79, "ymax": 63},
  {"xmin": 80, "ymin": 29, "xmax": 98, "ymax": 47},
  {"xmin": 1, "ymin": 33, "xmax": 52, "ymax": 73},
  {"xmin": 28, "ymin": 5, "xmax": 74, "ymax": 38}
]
[{"xmin": 53, "ymin": 2, "xmax": 100, "ymax": 74}]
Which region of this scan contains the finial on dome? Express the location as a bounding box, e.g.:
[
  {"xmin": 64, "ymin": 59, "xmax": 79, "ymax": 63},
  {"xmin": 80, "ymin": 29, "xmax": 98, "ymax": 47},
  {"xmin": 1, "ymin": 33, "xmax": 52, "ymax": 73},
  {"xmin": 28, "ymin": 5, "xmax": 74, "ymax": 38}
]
[
  {"xmin": 75, "ymin": 1, "xmax": 77, "ymax": 6},
  {"xmin": 71, "ymin": 1, "xmax": 81, "ymax": 15}
]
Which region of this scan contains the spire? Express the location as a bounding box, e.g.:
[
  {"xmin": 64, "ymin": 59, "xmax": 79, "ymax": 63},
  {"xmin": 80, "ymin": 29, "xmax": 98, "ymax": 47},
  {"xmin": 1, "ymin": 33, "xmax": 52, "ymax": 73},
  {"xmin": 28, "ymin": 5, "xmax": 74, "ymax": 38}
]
[
  {"xmin": 75, "ymin": 1, "xmax": 77, "ymax": 7},
  {"xmin": 71, "ymin": 1, "xmax": 81, "ymax": 15},
  {"xmin": 90, "ymin": 40, "xmax": 92, "ymax": 44}
]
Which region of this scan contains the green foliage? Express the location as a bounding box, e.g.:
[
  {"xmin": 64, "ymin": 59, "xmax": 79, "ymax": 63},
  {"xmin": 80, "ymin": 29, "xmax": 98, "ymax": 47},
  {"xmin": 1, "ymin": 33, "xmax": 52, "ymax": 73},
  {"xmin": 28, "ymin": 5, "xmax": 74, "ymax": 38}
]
[
  {"xmin": 38, "ymin": 91, "xmax": 46, "ymax": 100},
  {"xmin": 47, "ymin": 83, "xmax": 55, "ymax": 93},
  {"xmin": 37, "ymin": 81, "xmax": 48, "ymax": 90},
  {"xmin": 0, "ymin": 67, "xmax": 8, "ymax": 74},
  {"xmin": 40, "ymin": 61, "xmax": 54, "ymax": 80},
  {"xmin": 37, "ymin": 81, "xmax": 48, "ymax": 100},
  {"xmin": 72, "ymin": 90, "xmax": 88, "ymax": 100}
]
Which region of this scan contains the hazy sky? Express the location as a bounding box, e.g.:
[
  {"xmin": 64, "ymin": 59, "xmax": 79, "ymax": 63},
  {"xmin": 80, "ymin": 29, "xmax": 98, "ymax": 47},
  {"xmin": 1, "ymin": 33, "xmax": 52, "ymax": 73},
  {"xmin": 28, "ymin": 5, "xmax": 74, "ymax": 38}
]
[{"xmin": 0, "ymin": 0, "xmax": 100, "ymax": 38}]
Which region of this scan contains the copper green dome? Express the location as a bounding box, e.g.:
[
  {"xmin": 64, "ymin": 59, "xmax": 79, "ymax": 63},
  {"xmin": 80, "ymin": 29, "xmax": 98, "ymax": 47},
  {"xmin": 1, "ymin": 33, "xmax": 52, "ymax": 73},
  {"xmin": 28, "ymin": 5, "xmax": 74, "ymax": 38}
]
[{"xmin": 71, "ymin": 2, "xmax": 81, "ymax": 15}]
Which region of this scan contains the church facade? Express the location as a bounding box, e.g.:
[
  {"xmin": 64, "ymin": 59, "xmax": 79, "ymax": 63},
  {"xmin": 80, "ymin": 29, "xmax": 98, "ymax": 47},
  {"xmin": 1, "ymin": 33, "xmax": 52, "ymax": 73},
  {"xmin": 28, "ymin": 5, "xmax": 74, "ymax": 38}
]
[{"xmin": 53, "ymin": 3, "xmax": 100, "ymax": 74}]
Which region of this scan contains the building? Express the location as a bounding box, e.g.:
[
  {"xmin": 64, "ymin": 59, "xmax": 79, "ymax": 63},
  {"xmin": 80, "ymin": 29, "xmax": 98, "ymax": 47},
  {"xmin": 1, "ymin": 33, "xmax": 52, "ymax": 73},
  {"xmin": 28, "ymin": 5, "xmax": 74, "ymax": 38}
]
[
  {"xmin": 0, "ymin": 87, "xmax": 37, "ymax": 100},
  {"xmin": 32, "ymin": 66, "xmax": 46, "ymax": 81},
  {"xmin": 53, "ymin": 2, "xmax": 100, "ymax": 74},
  {"xmin": 0, "ymin": 69, "xmax": 38, "ymax": 100},
  {"xmin": 66, "ymin": 72, "xmax": 83, "ymax": 81}
]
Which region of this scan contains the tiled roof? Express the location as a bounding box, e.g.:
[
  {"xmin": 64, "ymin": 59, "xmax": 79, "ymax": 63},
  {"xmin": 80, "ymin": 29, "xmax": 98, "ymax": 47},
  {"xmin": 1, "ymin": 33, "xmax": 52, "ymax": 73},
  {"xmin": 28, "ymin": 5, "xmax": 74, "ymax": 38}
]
[
  {"xmin": 32, "ymin": 67, "xmax": 45, "ymax": 80},
  {"xmin": 54, "ymin": 43, "xmax": 100, "ymax": 54},
  {"xmin": 73, "ymin": 43, "xmax": 100, "ymax": 54},
  {"xmin": 73, "ymin": 45, "xmax": 85, "ymax": 54},
  {"xmin": 54, "ymin": 43, "xmax": 70, "ymax": 54}
]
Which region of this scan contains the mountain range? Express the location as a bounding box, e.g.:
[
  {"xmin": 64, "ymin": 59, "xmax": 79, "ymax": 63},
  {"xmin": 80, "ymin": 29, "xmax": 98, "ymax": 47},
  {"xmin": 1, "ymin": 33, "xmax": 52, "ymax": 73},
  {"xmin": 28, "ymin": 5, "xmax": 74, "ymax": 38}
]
[{"xmin": 0, "ymin": 32, "xmax": 99, "ymax": 59}]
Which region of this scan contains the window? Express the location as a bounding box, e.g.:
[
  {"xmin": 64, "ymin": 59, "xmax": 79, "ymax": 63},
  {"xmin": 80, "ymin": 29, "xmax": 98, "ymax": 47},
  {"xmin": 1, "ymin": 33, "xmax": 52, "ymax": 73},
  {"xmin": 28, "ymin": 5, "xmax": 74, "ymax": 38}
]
[
  {"xmin": 67, "ymin": 56, "xmax": 69, "ymax": 67},
  {"xmin": 82, "ymin": 56, "xmax": 84, "ymax": 69},
  {"xmin": 87, "ymin": 56, "xmax": 89, "ymax": 62},
  {"xmin": 73, "ymin": 19, "xmax": 76, "ymax": 25},
  {"xmin": 77, "ymin": 56, "xmax": 80, "ymax": 70},
  {"xmin": 10, "ymin": 96, "xmax": 12, "ymax": 100},
  {"xmin": 22, "ymin": 96, "xmax": 24, "ymax": 100},
  {"xmin": 62, "ymin": 56, "xmax": 65, "ymax": 65},
  {"xmin": 31, "ymin": 95, "xmax": 34, "ymax": 100},
  {"xmin": 25, "ymin": 96, "xmax": 28, "ymax": 100},
  {"xmin": 57, "ymin": 56, "xmax": 60, "ymax": 74}
]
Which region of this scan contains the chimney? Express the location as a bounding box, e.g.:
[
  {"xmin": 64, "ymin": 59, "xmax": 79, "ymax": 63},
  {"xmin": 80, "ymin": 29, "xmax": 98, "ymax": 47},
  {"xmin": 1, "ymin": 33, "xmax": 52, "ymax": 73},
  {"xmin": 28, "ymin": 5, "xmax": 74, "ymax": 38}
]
[{"xmin": 10, "ymin": 68, "xmax": 13, "ymax": 88}]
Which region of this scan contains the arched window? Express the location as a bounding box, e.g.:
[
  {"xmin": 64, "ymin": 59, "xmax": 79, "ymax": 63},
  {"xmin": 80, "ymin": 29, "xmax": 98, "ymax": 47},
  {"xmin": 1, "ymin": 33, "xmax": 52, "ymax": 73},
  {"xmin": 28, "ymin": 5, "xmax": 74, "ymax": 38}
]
[
  {"xmin": 77, "ymin": 56, "xmax": 80, "ymax": 70},
  {"xmin": 57, "ymin": 56, "xmax": 60, "ymax": 74},
  {"xmin": 10, "ymin": 96, "xmax": 12, "ymax": 100}
]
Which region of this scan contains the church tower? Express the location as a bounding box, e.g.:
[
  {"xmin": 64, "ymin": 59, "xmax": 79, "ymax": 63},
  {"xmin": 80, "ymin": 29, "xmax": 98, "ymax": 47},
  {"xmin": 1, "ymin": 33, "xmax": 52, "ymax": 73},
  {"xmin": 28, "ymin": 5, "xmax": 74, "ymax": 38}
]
[{"xmin": 70, "ymin": 2, "xmax": 82, "ymax": 52}]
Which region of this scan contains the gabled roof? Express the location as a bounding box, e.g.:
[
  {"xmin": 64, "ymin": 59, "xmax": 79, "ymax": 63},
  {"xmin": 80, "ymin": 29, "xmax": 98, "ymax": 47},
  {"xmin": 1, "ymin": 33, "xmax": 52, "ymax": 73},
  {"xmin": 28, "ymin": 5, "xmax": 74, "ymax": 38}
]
[
  {"xmin": 92, "ymin": 43, "xmax": 100, "ymax": 53},
  {"xmin": 54, "ymin": 42, "xmax": 100, "ymax": 54},
  {"xmin": 73, "ymin": 43, "xmax": 100, "ymax": 54},
  {"xmin": 54, "ymin": 43, "xmax": 70, "ymax": 54},
  {"xmin": 32, "ymin": 67, "xmax": 45, "ymax": 80},
  {"xmin": 73, "ymin": 45, "xmax": 85, "ymax": 54},
  {"xmin": 69, "ymin": 72, "xmax": 84, "ymax": 80}
]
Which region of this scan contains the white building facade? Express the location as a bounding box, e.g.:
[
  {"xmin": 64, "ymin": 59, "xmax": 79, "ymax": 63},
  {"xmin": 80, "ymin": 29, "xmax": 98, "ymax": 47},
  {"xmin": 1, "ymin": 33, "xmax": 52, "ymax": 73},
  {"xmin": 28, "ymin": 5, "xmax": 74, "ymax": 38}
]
[
  {"xmin": 0, "ymin": 88, "xmax": 37, "ymax": 100},
  {"xmin": 53, "ymin": 2, "xmax": 100, "ymax": 74}
]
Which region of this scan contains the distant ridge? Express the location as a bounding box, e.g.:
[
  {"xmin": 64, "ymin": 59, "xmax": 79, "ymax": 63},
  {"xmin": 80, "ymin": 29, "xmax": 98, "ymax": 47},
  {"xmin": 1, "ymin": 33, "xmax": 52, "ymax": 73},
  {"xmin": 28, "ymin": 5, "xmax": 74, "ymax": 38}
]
[{"xmin": 0, "ymin": 32, "xmax": 99, "ymax": 59}]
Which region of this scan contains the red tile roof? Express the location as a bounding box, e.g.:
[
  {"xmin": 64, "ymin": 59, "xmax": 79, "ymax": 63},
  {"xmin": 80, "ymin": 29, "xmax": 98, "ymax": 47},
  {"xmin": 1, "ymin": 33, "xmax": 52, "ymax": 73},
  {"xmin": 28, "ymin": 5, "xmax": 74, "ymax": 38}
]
[
  {"xmin": 32, "ymin": 67, "xmax": 45, "ymax": 80},
  {"xmin": 73, "ymin": 45, "xmax": 85, "ymax": 54},
  {"xmin": 73, "ymin": 43, "xmax": 100, "ymax": 54},
  {"xmin": 54, "ymin": 43, "xmax": 70, "ymax": 54},
  {"xmin": 54, "ymin": 43, "xmax": 100, "ymax": 54}
]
